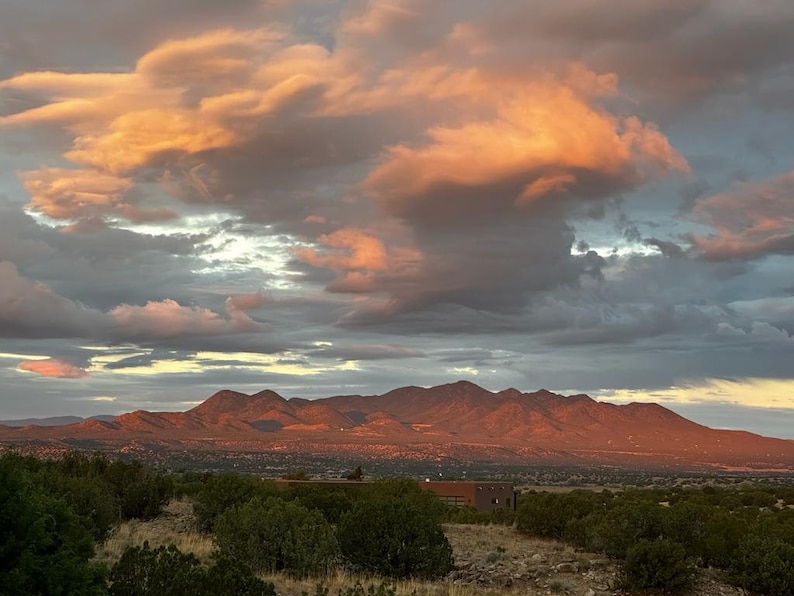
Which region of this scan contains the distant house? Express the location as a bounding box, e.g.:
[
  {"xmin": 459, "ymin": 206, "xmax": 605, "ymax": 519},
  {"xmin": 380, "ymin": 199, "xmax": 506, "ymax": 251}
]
[
  {"xmin": 418, "ymin": 480, "xmax": 517, "ymax": 512},
  {"xmin": 274, "ymin": 478, "xmax": 516, "ymax": 512}
]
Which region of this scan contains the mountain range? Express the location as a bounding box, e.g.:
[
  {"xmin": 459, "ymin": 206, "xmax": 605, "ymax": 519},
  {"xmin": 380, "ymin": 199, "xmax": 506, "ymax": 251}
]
[{"xmin": 1, "ymin": 381, "xmax": 792, "ymax": 471}]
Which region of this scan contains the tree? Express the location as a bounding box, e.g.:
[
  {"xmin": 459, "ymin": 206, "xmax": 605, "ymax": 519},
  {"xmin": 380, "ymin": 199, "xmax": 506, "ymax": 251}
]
[
  {"xmin": 620, "ymin": 539, "xmax": 694, "ymax": 594},
  {"xmin": 108, "ymin": 542, "xmax": 204, "ymax": 596},
  {"xmin": 337, "ymin": 479, "xmax": 453, "ymax": 579},
  {"xmin": 0, "ymin": 453, "xmax": 107, "ymax": 595},
  {"xmin": 289, "ymin": 485, "xmax": 354, "ymax": 524},
  {"xmin": 204, "ymin": 555, "xmax": 278, "ymax": 596},
  {"xmin": 193, "ymin": 473, "xmax": 280, "ymax": 532},
  {"xmin": 590, "ymin": 501, "xmax": 668, "ymax": 559},
  {"xmin": 214, "ymin": 497, "xmax": 337, "ymax": 577},
  {"xmin": 104, "ymin": 459, "xmax": 171, "ymax": 520},
  {"xmin": 729, "ymin": 534, "xmax": 794, "ymax": 596},
  {"xmin": 516, "ymin": 490, "xmax": 607, "ymax": 540},
  {"xmin": 346, "ymin": 466, "xmax": 364, "ymax": 481},
  {"xmin": 108, "ymin": 543, "xmax": 277, "ymax": 596}
]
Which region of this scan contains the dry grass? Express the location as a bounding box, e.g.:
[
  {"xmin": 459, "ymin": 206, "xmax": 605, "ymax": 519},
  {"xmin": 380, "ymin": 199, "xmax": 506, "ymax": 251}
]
[
  {"xmin": 442, "ymin": 523, "xmax": 577, "ymax": 562},
  {"xmin": 94, "ymin": 498, "xmax": 215, "ymax": 566},
  {"xmin": 262, "ymin": 569, "xmax": 517, "ymax": 596},
  {"xmin": 94, "ymin": 502, "xmax": 592, "ymax": 595}
]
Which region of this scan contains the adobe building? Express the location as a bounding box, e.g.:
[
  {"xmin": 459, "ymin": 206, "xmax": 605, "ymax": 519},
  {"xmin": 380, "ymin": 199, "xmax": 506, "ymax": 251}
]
[
  {"xmin": 273, "ymin": 478, "xmax": 517, "ymax": 512},
  {"xmin": 418, "ymin": 480, "xmax": 517, "ymax": 512}
]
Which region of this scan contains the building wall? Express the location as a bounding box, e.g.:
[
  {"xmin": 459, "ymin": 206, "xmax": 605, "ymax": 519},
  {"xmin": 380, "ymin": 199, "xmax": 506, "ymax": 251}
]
[
  {"xmin": 472, "ymin": 482, "xmax": 516, "ymax": 512},
  {"xmin": 418, "ymin": 481, "xmax": 516, "ymax": 512},
  {"xmin": 273, "ymin": 478, "xmax": 516, "ymax": 513}
]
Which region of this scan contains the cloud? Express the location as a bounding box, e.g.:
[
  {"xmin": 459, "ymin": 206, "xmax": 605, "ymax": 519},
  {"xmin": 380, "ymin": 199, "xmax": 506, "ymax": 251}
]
[
  {"xmin": 225, "ymin": 289, "xmax": 270, "ymax": 312},
  {"xmin": 109, "ymin": 298, "xmax": 265, "ymax": 339},
  {"xmin": 443, "ymin": 0, "xmax": 794, "ymax": 108},
  {"xmin": 19, "ymin": 167, "xmax": 177, "ymax": 223},
  {"xmin": 1, "ymin": 0, "xmax": 793, "ymax": 437},
  {"xmin": 18, "ymin": 357, "xmax": 89, "ymax": 378},
  {"xmin": 599, "ymin": 377, "xmax": 794, "ymax": 411},
  {"xmin": 0, "ymin": 198, "xmax": 209, "ymax": 310},
  {"xmin": 689, "ymin": 171, "xmax": 794, "ymax": 260},
  {"xmin": 307, "ymin": 343, "xmax": 425, "ymax": 361},
  {"xmin": 361, "ymin": 74, "xmax": 687, "ymax": 225},
  {"xmin": 0, "ymin": 260, "xmax": 108, "ymax": 338},
  {"xmin": 0, "ymin": 261, "xmax": 266, "ymax": 341},
  {"xmin": 2, "ymin": 17, "xmax": 693, "ymax": 323}
]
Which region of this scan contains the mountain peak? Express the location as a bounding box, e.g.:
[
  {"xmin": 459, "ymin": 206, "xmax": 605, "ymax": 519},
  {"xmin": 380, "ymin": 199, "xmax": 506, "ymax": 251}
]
[
  {"xmin": 4, "ymin": 382, "xmax": 792, "ymax": 472},
  {"xmin": 188, "ymin": 389, "xmax": 250, "ymax": 414}
]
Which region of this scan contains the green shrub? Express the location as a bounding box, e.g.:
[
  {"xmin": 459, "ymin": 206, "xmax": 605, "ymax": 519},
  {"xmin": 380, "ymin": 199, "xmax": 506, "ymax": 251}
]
[
  {"xmin": 104, "ymin": 460, "xmax": 172, "ymax": 520},
  {"xmin": 728, "ymin": 534, "xmax": 794, "ymax": 596},
  {"xmin": 303, "ymin": 581, "xmax": 397, "ymax": 596},
  {"xmin": 193, "ymin": 473, "xmax": 280, "ymax": 532},
  {"xmin": 0, "ymin": 453, "xmax": 107, "ymax": 596},
  {"xmin": 339, "ymin": 581, "xmax": 397, "ymax": 596},
  {"xmin": 516, "ymin": 490, "xmax": 607, "ymax": 540},
  {"xmin": 37, "ymin": 471, "xmax": 118, "ymax": 541},
  {"xmin": 337, "ymin": 480, "xmax": 453, "ymax": 579},
  {"xmin": 109, "ymin": 542, "xmax": 277, "ymax": 596},
  {"xmin": 109, "ymin": 542, "xmax": 203, "ymax": 596},
  {"xmin": 214, "ymin": 496, "xmax": 337, "ymax": 577},
  {"xmin": 663, "ymin": 501, "xmax": 711, "ymax": 557},
  {"xmin": 698, "ymin": 508, "xmax": 750, "ymax": 568},
  {"xmin": 619, "ymin": 539, "xmax": 694, "ymax": 594},
  {"xmin": 590, "ymin": 502, "xmax": 668, "ymax": 559},
  {"xmin": 289, "ymin": 485, "xmax": 355, "ymax": 524},
  {"xmin": 204, "ymin": 555, "xmax": 278, "ymax": 596}
]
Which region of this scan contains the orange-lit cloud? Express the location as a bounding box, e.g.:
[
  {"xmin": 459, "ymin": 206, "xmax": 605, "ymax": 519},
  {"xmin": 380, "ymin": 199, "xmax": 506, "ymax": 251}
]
[
  {"xmin": 297, "ymin": 228, "xmax": 389, "ymax": 272},
  {"xmin": 19, "ymin": 167, "xmax": 177, "ymax": 223},
  {"xmin": 18, "ymin": 357, "xmax": 89, "ymax": 378},
  {"xmin": 225, "ymin": 290, "xmax": 270, "ymax": 312},
  {"xmin": 690, "ymin": 171, "xmax": 794, "ymax": 260},
  {"xmin": 0, "ymin": 27, "xmax": 347, "ymax": 176},
  {"xmin": 109, "ymin": 298, "xmax": 264, "ymax": 339},
  {"xmin": 362, "ymin": 74, "xmax": 687, "ymax": 224},
  {"xmin": 2, "ymin": 15, "xmax": 688, "ymax": 314}
]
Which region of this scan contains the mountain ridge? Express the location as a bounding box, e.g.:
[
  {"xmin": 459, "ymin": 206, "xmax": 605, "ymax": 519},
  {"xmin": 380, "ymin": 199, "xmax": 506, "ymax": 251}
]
[{"xmin": 1, "ymin": 381, "xmax": 792, "ymax": 471}]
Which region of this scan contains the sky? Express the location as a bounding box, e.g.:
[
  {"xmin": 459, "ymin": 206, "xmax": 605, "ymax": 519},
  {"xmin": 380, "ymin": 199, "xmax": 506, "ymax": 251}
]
[{"xmin": 1, "ymin": 0, "xmax": 793, "ymax": 438}]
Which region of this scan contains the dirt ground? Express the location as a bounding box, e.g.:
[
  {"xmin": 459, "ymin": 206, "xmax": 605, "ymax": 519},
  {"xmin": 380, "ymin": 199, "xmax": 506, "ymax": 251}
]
[
  {"xmin": 442, "ymin": 523, "xmax": 746, "ymax": 596},
  {"xmin": 97, "ymin": 500, "xmax": 747, "ymax": 596}
]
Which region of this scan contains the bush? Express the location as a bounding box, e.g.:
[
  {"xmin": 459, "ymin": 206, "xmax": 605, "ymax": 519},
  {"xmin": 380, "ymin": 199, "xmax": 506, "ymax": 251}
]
[
  {"xmin": 339, "ymin": 582, "xmax": 397, "ymax": 596},
  {"xmin": 620, "ymin": 539, "xmax": 694, "ymax": 594},
  {"xmin": 698, "ymin": 508, "xmax": 749, "ymax": 568},
  {"xmin": 663, "ymin": 501, "xmax": 711, "ymax": 557},
  {"xmin": 0, "ymin": 453, "xmax": 107, "ymax": 596},
  {"xmin": 214, "ymin": 496, "xmax": 337, "ymax": 577},
  {"xmin": 289, "ymin": 485, "xmax": 355, "ymax": 524},
  {"xmin": 37, "ymin": 470, "xmax": 118, "ymax": 541},
  {"xmin": 109, "ymin": 542, "xmax": 277, "ymax": 596},
  {"xmin": 109, "ymin": 542, "xmax": 204, "ymax": 596},
  {"xmin": 305, "ymin": 582, "xmax": 397, "ymax": 596},
  {"xmin": 590, "ymin": 502, "xmax": 668, "ymax": 559},
  {"xmin": 104, "ymin": 459, "xmax": 172, "ymax": 520},
  {"xmin": 516, "ymin": 490, "xmax": 607, "ymax": 540},
  {"xmin": 204, "ymin": 555, "xmax": 278, "ymax": 596},
  {"xmin": 337, "ymin": 480, "xmax": 453, "ymax": 579},
  {"xmin": 728, "ymin": 534, "xmax": 794, "ymax": 596},
  {"xmin": 193, "ymin": 473, "xmax": 280, "ymax": 532}
]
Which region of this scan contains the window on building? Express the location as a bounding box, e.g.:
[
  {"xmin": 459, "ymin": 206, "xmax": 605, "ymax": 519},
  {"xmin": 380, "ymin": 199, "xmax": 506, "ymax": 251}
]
[{"xmin": 439, "ymin": 495, "xmax": 466, "ymax": 507}]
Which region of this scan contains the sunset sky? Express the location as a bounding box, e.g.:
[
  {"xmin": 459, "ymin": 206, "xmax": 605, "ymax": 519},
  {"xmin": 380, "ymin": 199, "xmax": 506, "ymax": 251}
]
[{"xmin": 1, "ymin": 0, "xmax": 793, "ymax": 438}]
